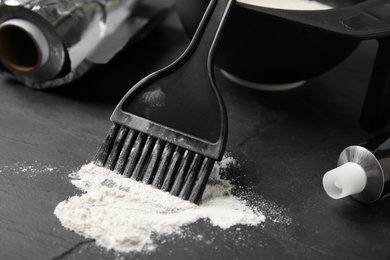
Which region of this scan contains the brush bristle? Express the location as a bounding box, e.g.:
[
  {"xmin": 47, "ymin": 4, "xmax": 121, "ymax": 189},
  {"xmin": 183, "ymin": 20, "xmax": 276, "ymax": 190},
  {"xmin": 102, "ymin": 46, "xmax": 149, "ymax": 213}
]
[{"xmin": 93, "ymin": 123, "xmax": 215, "ymax": 204}]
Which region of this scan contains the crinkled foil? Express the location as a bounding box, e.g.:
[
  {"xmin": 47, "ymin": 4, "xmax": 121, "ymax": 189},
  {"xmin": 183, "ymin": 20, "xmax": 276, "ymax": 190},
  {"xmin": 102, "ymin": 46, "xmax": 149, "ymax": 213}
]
[{"xmin": 0, "ymin": 0, "xmax": 171, "ymax": 88}]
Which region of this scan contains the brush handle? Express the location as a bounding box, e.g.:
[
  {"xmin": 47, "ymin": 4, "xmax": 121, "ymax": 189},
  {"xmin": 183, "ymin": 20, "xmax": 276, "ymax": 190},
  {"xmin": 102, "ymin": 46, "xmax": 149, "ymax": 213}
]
[{"xmin": 111, "ymin": 0, "xmax": 234, "ymax": 160}]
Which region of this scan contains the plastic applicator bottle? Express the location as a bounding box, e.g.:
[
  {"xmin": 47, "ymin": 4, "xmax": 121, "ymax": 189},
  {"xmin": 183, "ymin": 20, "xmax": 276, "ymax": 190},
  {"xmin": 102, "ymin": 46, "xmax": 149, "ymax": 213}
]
[{"xmin": 323, "ymin": 133, "xmax": 390, "ymax": 203}]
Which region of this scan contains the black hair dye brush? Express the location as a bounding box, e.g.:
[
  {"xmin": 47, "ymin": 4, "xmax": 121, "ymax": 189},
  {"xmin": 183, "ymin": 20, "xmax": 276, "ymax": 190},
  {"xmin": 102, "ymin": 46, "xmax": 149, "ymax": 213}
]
[{"xmin": 93, "ymin": 0, "xmax": 234, "ymax": 204}]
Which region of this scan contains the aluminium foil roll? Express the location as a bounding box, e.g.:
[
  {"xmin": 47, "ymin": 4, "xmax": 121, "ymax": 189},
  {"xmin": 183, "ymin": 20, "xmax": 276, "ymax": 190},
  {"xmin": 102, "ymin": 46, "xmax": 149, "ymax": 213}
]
[{"xmin": 0, "ymin": 0, "xmax": 168, "ymax": 88}]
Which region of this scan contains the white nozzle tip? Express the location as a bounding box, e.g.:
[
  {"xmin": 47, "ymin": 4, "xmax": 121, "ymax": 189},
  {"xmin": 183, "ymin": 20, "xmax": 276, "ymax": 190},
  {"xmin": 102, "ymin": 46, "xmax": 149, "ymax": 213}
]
[{"xmin": 322, "ymin": 162, "xmax": 367, "ymax": 199}]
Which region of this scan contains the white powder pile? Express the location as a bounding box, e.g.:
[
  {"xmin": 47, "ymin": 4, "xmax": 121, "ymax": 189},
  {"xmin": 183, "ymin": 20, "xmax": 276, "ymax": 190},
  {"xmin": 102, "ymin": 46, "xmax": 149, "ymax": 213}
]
[
  {"xmin": 54, "ymin": 156, "xmax": 266, "ymax": 253},
  {"xmin": 239, "ymin": 0, "xmax": 332, "ymax": 10}
]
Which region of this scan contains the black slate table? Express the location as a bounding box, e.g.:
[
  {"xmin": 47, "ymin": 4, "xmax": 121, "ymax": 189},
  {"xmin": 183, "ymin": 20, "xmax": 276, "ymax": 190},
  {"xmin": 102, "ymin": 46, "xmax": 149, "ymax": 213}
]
[{"xmin": 1, "ymin": 2, "xmax": 390, "ymax": 259}]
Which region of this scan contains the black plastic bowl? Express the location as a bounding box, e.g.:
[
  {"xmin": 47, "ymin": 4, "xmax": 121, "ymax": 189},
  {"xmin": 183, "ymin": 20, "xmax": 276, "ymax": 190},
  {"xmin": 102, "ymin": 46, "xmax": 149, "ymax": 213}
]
[{"xmin": 174, "ymin": 0, "xmax": 366, "ymax": 88}]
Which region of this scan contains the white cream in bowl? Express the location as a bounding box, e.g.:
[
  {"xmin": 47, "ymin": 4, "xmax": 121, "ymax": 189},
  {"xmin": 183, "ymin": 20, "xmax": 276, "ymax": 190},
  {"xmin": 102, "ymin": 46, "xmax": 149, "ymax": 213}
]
[{"xmin": 238, "ymin": 0, "xmax": 332, "ymax": 10}]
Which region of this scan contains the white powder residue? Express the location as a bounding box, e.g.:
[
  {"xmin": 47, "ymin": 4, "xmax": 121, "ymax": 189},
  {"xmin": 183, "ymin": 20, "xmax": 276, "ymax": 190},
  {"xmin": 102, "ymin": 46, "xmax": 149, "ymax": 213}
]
[
  {"xmin": 239, "ymin": 0, "xmax": 332, "ymax": 10},
  {"xmin": 1, "ymin": 161, "xmax": 59, "ymax": 177},
  {"xmin": 54, "ymin": 156, "xmax": 266, "ymax": 253}
]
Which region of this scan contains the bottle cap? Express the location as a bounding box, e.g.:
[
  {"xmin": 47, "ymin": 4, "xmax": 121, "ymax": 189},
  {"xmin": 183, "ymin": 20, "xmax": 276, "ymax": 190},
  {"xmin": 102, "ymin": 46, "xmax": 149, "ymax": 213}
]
[{"xmin": 322, "ymin": 162, "xmax": 367, "ymax": 199}]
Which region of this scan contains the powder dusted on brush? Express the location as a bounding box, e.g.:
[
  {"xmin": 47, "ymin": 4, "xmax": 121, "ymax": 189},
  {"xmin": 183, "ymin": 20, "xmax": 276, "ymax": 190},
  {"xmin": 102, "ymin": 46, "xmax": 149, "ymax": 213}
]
[{"xmin": 54, "ymin": 157, "xmax": 266, "ymax": 253}]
